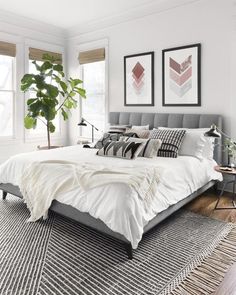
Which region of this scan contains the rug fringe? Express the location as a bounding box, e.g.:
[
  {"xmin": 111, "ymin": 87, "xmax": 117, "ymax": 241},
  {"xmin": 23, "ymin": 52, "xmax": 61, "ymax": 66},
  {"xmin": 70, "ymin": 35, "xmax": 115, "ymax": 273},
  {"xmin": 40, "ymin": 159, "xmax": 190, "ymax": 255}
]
[{"xmin": 168, "ymin": 225, "xmax": 236, "ymax": 295}]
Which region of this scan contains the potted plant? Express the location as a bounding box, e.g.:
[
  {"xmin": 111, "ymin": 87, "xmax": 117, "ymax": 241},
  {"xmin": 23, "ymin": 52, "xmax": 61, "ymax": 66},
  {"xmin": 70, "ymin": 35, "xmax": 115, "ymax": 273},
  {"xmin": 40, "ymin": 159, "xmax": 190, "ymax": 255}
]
[
  {"xmin": 21, "ymin": 54, "xmax": 86, "ymax": 149},
  {"xmin": 225, "ymin": 138, "xmax": 236, "ymax": 166}
]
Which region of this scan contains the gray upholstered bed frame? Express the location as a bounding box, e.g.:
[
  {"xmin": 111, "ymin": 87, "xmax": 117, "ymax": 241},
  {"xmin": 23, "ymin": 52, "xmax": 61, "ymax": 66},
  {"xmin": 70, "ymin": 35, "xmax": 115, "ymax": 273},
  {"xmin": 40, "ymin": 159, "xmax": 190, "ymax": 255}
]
[{"xmin": 0, "ymin": 112, "xmax": 223, "ymax": 259}]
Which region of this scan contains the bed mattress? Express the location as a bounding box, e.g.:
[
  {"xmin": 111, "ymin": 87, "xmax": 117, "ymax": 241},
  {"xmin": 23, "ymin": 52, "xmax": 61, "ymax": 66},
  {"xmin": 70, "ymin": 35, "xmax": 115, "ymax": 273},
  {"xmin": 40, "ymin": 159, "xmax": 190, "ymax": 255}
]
[{"xmin": 0, "ymin": 145, "xmax": 222, "ymax": 248}]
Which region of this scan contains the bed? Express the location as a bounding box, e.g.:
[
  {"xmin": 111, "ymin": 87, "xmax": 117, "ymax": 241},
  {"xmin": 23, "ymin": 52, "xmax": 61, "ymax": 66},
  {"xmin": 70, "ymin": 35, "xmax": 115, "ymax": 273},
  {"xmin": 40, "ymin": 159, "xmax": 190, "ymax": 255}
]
[{"xmin": 0, "ymin": 112, "xmax": 223, "ymax": 259}]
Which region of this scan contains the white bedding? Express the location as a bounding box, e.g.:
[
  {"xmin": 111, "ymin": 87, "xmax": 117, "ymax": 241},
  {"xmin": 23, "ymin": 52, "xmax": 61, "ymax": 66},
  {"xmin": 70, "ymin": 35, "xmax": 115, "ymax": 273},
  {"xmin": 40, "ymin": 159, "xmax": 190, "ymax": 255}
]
[{"xmin": 0, "ymin": 145, "xmax": 222, "ymax": 248}]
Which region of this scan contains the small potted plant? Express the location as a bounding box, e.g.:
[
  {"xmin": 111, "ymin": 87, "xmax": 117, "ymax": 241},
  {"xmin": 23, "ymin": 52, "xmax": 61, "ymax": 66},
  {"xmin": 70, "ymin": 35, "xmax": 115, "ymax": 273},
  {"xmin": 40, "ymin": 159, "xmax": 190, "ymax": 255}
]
[
  {"xmin": 225, "ymin": 138, "xmax": 236, "ymax": 166},
  {"xmin": 21, "ymin": 54, "xmax": 86, "ymax": 149}
]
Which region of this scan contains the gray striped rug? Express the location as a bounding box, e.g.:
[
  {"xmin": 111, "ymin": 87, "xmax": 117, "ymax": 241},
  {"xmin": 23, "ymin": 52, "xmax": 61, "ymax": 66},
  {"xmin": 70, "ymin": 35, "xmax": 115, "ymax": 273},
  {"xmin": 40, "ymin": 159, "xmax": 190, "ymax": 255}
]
[{"xmin": 0, "ymin": 195, "xmax": 234, "ymax": 295}]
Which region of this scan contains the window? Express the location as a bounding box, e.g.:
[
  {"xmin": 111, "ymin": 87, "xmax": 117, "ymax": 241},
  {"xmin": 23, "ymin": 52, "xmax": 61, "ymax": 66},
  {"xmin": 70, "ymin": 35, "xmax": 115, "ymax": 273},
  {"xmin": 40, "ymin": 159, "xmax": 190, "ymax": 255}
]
[
  {"xmin": 0, "ymin": 41, "xmax": 16, "ymax": 137},
  {"xmin": 79, "ymin": 48, "xmax": 106, "ymax": 139},
  {"xmin": 26, "ymin": 48, "xmax": 62, "ymax": 137}
]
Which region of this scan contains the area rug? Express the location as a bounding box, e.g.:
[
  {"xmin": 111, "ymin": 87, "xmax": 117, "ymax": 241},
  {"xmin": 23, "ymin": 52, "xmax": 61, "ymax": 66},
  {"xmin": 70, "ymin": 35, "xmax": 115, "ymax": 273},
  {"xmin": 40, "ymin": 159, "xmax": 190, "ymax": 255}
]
[{"xmin": 0, "ymin": 196, "xmax": 236, "ymax": 295}]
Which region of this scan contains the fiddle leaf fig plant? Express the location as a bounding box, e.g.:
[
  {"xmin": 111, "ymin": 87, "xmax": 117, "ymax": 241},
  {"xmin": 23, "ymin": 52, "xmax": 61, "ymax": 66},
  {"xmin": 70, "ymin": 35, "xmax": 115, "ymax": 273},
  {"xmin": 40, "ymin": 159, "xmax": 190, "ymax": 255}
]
[{"xmin": 21, "ymin": 54, "xmax": 86, "ymax": 149}]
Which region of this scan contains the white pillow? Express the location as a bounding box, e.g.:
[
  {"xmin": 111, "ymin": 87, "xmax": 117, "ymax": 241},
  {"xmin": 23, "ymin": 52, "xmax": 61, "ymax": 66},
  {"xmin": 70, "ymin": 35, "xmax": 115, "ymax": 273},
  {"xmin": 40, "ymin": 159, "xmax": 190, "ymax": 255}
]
[
  {"xmin": 132, "ymin": 125, "xmax": 149, "ymax": 130},
  {"xmin": 179, "ymin": 132, "xmax": 205, "ymax": 159},
  {"xmin": 158, "ymin": 127, "xmax": 207, "ymax": 160},
  {"xmin": 189, "ymin": 128, "xmax": 215, "ymax": 159}
]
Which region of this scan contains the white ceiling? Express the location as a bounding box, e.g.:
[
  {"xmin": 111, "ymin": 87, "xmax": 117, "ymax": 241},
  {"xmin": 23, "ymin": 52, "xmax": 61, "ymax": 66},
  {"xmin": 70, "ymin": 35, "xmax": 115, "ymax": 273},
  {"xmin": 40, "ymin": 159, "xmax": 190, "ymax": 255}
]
[{"xmin": 0, "ymin": 0, "xmax": 163, "ymax": 29}]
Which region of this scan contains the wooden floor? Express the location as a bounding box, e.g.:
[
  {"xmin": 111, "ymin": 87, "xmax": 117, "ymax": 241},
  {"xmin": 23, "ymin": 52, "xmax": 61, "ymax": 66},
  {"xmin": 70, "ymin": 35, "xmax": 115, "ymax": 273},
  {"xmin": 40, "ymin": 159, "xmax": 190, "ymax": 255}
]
[
  {"xmin": 186, "ymin": 190, "xmax": 236, "ymax": 295},
  {"xmin": 186, "ymin": 190, "xmax": 236, "ymax": 223}
]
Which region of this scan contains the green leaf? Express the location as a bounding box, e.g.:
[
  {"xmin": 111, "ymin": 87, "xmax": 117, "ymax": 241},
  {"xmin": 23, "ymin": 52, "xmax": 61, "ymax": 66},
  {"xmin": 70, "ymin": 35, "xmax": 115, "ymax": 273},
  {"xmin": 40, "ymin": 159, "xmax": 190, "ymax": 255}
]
[
  {"xmin": 27, "ymin": 98, "xmax": 37, "ymax": 105},
  {"xmin": 32, "ymin": 61, "xmax": 41, "ymax": 72},
  {"xmin": 21, "ymin": 74, "xmax": 34, "ymax": 84},
  {"xmin": 73, "ymin": 78, "xmax": 83, "ymax": 86},
  {"xmin": 42, "ymin": 98, "xmax": 57, "ymax": 108},
  {"xmin": 24, "ymin": 116, "xmax": 36, "ymax": 129},
  {"xmin": 45, "ymin": 70, "xmax": 53, "ymax": 77},
  {"xmin": 41, "ymin": 105, "xmax": 56, "ymax": 121},
  {"xmin": 41, "ymin": 61, "xmax": 53, "ymax": 72},
  {"xmin": 77, "ymin": 88, "xmax": 86, "ymax": 98},
  {"xmin": 53, "ymin": 64, "xmax": 63, "ymax": 72},
  {"xmin": 28, "ymin": 101, "xmax": 42, "ymax": 115},
  {"xmin": 48, "ymin": 121, "xmax": 56, "ymax": 133},
  {"xmin": 42, "ymin": 54, "xmax": 54, "ymax": 63},
  {"xmin": 59, "ymin": 71, "xmax": 65, "ymax": 77},
  {"xmin": 45, "ymin": 84, "xmax": 59, "ymax": 98},
  {"xmin": 21, "ymin": 74, "xmax": 35, "ymax": 91},
  {"xmin": 53, "ymin": 74, "xmax": 61, "ymax": 83},
  {"xmin": 61, "ymin": 108, "xmax": 69, "ymax": 120},
  {"xmin": 34, "ymin": 75, "xmax": 45, "ymax": 90},
  {"xmin": 60, "ymin": 81, "xmax": 67, "ymax": 92},
  {"xmin": 64, "ymin": 99, "xmax": 74, "ymax": 109},
  {"xmin": 71, "ymin": 99, "xmax": 77, "ymax": 108}
]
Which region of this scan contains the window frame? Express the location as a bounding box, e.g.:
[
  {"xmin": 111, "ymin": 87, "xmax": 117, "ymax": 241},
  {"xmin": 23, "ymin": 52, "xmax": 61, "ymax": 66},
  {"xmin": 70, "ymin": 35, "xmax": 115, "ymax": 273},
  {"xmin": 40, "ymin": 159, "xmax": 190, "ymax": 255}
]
[
  {"xmin": 24, "ymin": 39, "xmax": 65, "ymax": 143},
  {"xmin": 0, "ymin": 40, "xmax": 16, "ymax": 142},
  {"xmin": 77, "ymin": 39, "xmax": 109, "ymax": 140}
]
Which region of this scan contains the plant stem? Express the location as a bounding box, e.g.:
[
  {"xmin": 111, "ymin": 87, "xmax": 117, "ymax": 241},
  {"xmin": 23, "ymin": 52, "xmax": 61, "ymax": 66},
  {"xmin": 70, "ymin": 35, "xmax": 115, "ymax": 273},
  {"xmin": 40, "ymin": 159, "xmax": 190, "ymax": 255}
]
[
  {"xmin": 56, "ymin": 94, "xmax": 70, "ymax": 112},
  {"xmin": 37, "ymin": 117, "xmax": 47, "ymax": 126},
  {"xmin": 47, "ymin": 122, "xmax": 51, "ymax": 149}
]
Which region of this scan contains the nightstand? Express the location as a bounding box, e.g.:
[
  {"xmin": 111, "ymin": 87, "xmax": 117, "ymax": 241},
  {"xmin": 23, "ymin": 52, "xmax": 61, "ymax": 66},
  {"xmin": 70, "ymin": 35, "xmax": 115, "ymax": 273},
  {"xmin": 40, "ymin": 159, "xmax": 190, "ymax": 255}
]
[{"xmin": 214, "ymin": 166, "xmax": 236, "ymax": 210}]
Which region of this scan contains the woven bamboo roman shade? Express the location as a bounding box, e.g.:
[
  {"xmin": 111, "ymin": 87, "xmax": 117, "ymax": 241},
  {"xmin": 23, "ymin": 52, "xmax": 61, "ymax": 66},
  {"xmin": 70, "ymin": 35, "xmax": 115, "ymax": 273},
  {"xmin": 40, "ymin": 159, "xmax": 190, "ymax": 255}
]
[
  {"xmin": 0, "ymin": 41, "xmax": 16, "ymax": 57},
  {"xmin": 29, "ymin": 48, "xmax": 62, "ymax": 64},
  {"xmin": 79, "ymin": 48, "xmax": 105, "ymax": 65}
]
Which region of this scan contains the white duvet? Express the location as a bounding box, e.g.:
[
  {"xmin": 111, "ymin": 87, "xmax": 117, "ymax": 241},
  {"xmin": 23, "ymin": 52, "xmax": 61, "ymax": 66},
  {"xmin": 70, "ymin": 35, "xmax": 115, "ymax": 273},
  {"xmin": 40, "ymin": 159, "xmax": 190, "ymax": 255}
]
[{"xmin": 0, "ymin": 145, "xmax": 222, "ymax": 248}]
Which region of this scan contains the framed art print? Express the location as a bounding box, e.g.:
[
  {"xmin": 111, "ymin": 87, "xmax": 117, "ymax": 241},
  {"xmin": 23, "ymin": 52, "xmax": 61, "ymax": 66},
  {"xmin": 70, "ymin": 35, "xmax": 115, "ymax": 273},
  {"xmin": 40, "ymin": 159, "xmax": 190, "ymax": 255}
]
[
  {"xmin": 124, "ymin": 51, "xmax": 154, "ymax": 106},
  {"xmin": 162, "ymin": 43, "xmax": 201, "ymax": 106}
]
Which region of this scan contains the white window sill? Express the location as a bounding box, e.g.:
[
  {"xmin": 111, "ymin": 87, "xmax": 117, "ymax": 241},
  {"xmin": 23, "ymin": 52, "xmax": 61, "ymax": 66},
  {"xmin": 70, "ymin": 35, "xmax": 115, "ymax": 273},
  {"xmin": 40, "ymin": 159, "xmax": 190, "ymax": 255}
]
[
  {"xmin": 24, "ymin": 133, "xmax": 62, "ymax": 144},
  {"xmin": 0, "ymin": 137, "xmax": 20, "ymax": 146}
]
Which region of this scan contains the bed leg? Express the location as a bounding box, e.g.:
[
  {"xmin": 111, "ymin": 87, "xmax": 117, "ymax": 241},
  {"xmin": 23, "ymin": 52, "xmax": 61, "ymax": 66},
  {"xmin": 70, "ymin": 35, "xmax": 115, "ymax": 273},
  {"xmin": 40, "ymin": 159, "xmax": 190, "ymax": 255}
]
[
  {"xmin": 124, "ymin": 243, "xmax": 133, "ymax": 260},
  {"xmin": 2, "ymin": 191, "xmax": 7, "ymax": 200},
  {"xmin": 213, "ymin": 182, "xmax": 218, "ymax": 194}
]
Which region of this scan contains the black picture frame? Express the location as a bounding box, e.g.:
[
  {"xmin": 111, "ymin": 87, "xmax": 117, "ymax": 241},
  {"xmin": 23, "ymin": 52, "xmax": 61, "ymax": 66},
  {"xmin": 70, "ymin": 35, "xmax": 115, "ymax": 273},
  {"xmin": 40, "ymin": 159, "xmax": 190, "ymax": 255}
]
[
  {"xmin": 162, "ymin": 43, "xmax": 201, "ymax": 106},
  {"xmin": 124, "ymin": 51, "xmax": 154, "ymax": 106}
]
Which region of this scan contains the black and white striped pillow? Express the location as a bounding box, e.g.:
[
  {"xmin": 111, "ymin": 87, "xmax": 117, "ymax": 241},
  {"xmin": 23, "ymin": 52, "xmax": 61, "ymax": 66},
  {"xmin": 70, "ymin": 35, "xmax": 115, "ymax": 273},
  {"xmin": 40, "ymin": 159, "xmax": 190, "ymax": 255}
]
[
  {"xmin": 96, "ymin": 141, "xmax": 144, "ymax": 159},
  {"xmin": 94, "ymin": 132, "xmax": 138, "ymax": 149},
  {"xmin": 149, "ymin": 129, "xmax": 186, "ymax": 158},
  {"xmin": 119, "ymin": 137, "xmax": 162, "ymax": 158},
  {"xmin": 108, "ymin": 125, "xmax": 131, "ymax": 133}
]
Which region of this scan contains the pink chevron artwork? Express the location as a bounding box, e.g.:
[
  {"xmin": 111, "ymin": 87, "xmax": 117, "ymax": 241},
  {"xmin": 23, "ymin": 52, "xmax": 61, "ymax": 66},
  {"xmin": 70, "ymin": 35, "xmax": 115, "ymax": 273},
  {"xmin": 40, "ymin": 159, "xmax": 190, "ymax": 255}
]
[
  {"xmin": 132, "ymin": 62, "xmax": 145, "ymax": 93},
  {"xmin": 169, "ymin": 67, "xmax": 192, "ymax": 86},
  {"xmin": 169, "ymin": 55, "xmax": 192, "ymax": 97}
]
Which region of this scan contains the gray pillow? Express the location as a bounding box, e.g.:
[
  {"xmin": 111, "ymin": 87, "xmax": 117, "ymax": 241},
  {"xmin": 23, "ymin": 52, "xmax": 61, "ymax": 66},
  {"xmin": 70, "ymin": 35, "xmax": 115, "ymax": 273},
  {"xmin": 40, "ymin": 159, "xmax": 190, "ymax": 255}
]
[{"xmin": 120, "ymin": 137, "xmax": 162, "ymax": 158}]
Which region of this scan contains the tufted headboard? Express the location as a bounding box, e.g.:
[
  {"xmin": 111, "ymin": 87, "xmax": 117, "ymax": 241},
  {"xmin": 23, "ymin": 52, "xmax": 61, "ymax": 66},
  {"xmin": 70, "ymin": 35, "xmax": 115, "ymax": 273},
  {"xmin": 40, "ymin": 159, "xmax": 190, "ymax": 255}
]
[{"xmin": 109, "ymin": 112, "xmax": 223, "ymax": 164}]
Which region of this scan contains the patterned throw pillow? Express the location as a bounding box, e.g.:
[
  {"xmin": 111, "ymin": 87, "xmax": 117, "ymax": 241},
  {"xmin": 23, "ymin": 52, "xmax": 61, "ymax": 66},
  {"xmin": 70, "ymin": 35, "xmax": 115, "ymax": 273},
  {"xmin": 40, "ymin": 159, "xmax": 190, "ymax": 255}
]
[
  {"xmin": 108, "ymin": 125, "xmax": 131, "ymax": 133},
  {"xmin": 94, "ymin": 132, "xmax": 138, "ymax": 149},
  {"xmin": 96, "ymin": 141, "xmax": 145, "ymax": 160},
  {"xmin": 125, "ymin": 128, "xmax": 150, "ymax": 139},
  {"xmin": 149, "ymin": 129, "xmax": 186, "ymax": 158},
  {"xmin": 131, "ymin": 125, "xmax": 149, "ymax": 130},
  {"xmin": 120, "ymin": 137, "xmax": 162, "ymax": 158},
  {"xmin": 94, "ymin": 133, "xmax": 122, "ymax": 149}
]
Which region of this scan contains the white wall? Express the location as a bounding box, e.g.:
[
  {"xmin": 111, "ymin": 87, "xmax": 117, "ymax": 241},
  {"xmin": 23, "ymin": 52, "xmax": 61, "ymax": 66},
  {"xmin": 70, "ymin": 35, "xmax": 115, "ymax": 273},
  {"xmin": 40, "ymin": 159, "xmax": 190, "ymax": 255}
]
[
  {"xmin": 0, "ymin": 0, "xmax": 235, "ymax": 161},
  {"xmin": 67, "ymin": 0, "xmax": 234, "ymax": 144},
  {"xmin": 0, "ymin": 13, "xmax": 66, "ymax": 163}
]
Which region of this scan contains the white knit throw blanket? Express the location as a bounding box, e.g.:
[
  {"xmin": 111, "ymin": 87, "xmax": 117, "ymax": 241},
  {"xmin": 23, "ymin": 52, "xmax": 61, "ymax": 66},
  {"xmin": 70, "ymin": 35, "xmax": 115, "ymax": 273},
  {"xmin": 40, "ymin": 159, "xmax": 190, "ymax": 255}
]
[{"xmin": 19, "ymin": 160, "xmax": 160, "ymax": 222}]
